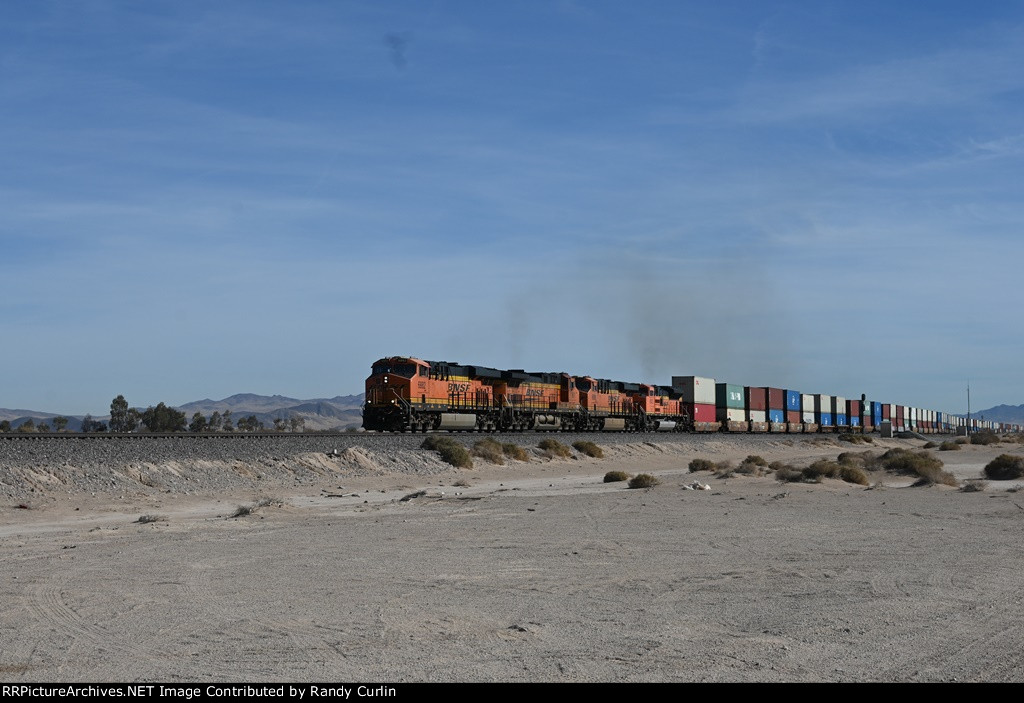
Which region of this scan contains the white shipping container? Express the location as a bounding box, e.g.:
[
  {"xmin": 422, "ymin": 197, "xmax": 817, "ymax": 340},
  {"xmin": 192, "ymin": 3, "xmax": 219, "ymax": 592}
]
[
  {"xmin": 671, "ymin": 376, "xmax": 716, "ymax": 405},
  {"xmin": 801, "ymin": 394, "xmax": 814, "ymax": 413},
  {"xmin": 716, "ymin": 407, "xmax": 746, "ymax": 422},
  {"xmin": 814, "ymin": 394, "xmax": 831, "ymax": 412},
  {"xmin": 832, "ymin": 396, "xmax": 847, "ymax": 414},
  {"xmin": 802, "ymin": 411, "xmax": 815, "ymax": 424},
  {"xmin": 749, "ymin": 410, "xmax": 766, "ymax": 423}
]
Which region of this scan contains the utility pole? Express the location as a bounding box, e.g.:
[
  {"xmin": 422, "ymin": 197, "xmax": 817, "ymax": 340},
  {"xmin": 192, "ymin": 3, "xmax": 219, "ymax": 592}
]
[{"xmin": 967, "ymin": 381, "xmax": 971, "ymax": 434}]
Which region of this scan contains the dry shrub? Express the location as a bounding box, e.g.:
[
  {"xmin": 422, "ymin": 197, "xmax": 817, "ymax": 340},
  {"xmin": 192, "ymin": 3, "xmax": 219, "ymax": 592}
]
[
  {"xmin": 572, "ymin": 440, "xmax": 604, "ymax": 458},
  {"xmin": 923, "ymin": 441, "xmax": 937, "ymax": 449},
  {"xmin": 839, "ymin": 433, "xmax": 872, "ymax": 444},
  {"xmin": 501, "ymin": 442, "xmax": 530, "ymax": 462},
  {"xmin": 537, "ymin": 438, "xmax": 572, "ymax": 459},
  {"xmin": 804, "ymin": 459, "xmax": 841, "ymax": 482},
  {"xmin": 838, "ymin": 465, "xmax": 870, "ymax": 486},
  {"xmin": 961, "ymin": 480, "xmax": 988, "ymax": 492},
  {"xmin": 136, "ymin": 514, "xmax": 166, "ymax": 524},
  {"xmin": 744, "ymin": 455, "xmax": 768, "ymax": 467},
  {"xmin": 688, "ymin": 458, "xmax": 716, "ymax": 473},
  {"xmin": 732, "ymin": 459, "xmax": 768, "ymax": 477},
  {"xmin": 775, "ymin": 460, "xmax": 867, "ymax": 486},
  {"xmin": 603, "ymin": 470, "xmax": 630, "ymax": 483},
  {"xmin": 956, "ymin": 437, "xmax": 969, "ymax": 445},
  {"xmin": 911, "ymin": 467, "xmax": 959, "ymax": 487},
  {"xmin": 971, "ymin": 431, "xmax": 1000, "ymax": 446},
  {"xmin": 774, "ymin": 466, "xmax": 805, "ymax": 483},
  {"xmin": 837, "ymin": 451, "xmax": 873, "ymax": 467},
  {"xmin": 422, "ymin": 436, "xmax": 473, "ymax": 468},
  {"xmin": 628, "ymin": 473, "xmax": 660, "ymax": 489},
  {"xmin": 939, "ymin": 440, "xmax": 961, "ymax": 451},
  {"xmin": 713, "ymin": 461, "xmax": 736, "ymax": 478},
  {"xmin": 878, "ymin": 448, "xmax": 940, "ymax": 473},
  {"xmin": 983, "ymin": 454, "xmax": 1024, "ymax": 480},
  {"xmin": 873, "ymin": 448, "xmax": 956, "ymax": 486},
  {"xmin": 471, "ymin": 438, "xmax": 505, "ymax": 465}
]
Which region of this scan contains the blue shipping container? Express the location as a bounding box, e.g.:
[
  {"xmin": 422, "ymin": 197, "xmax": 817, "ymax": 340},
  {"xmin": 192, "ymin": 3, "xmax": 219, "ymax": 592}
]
[
  {"xmin": 769, "ymin": 409, "xmax": 785, "ymax": 423},
  {"xmin": 836, "ymin": 414, "xmax": 848, "ymax": 425},
  {"xmin": 817, "ymin": 413, "xmax": 834, "ymax": 426},
  {"xmin": 872, "ymin": 402, "xmax": 883, "ymax": 424},
  {"xmin": 785, "ymin": 390, "xmax": 801, "ymax": 411},
  {"xmin": 850, "ymin": 416, "xmax": 861, "ymax": 426}
]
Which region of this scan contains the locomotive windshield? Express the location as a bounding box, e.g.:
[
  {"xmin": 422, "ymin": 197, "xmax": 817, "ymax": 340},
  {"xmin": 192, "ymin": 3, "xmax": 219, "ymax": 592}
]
[{"xmin": 372, "ymin": 363, "xmax": 417, "ymax": 377}]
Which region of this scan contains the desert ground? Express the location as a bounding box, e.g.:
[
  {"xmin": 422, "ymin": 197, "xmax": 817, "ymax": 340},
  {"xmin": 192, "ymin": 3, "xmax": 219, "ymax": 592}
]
[{"xmin": 1, "ymin": 433, "xmax": 1023, "ymax": 682}]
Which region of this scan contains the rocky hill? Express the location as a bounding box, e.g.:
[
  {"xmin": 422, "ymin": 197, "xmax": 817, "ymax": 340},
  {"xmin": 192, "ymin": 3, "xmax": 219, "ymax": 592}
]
[{"xmin": 1, "ymin": 393, "xmax": 365, "ymax": 432}]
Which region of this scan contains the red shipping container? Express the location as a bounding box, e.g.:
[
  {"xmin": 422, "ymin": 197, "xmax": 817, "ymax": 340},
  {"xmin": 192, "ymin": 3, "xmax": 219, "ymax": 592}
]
[
  {"xmin": 847, "ymin": 400, "xmax": 861, "ymax": 416},
  {"xmin": 786, "ymin": 410, "xmax": 801, "ymax": 423},
  {"xmin": 684, "ymin": 402, "xmax": 716, "ymax": 423},
  {"xmin": 882, "ymin": 405, "xmax": 891, "ymax": 420},
  {"xmin": 767, "ymin": 387, "xmax": 785, "ymax": 410},
  {"xmin": 746, "ymin": 387, "xmax": 768, "ymax": 411}
]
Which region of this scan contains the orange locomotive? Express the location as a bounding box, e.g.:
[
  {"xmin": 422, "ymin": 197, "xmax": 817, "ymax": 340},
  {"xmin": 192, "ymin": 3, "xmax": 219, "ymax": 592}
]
[{"xmin": 363, "ymin": 356, "xmax": 693, "ymax": 432}]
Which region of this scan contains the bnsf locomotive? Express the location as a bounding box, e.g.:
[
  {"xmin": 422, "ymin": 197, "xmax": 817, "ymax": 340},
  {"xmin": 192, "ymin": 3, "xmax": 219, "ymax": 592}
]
[{"xmin": 363, "ymin": 356, "xmax": 711, "ymax": 433}]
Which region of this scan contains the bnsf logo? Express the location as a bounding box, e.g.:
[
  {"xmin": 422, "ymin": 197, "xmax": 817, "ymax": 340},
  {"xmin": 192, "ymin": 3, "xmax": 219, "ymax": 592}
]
[
  {"xmin": 525, "ymin": 389, "xmax": 545, "ymax": 397},
  {"xmin": 448, "ymin": 383, "xmax": 471, "ymax": 393}
]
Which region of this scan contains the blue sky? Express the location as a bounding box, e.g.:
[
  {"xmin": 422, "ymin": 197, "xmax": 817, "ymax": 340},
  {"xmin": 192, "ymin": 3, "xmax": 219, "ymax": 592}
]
[{"xmin": 2, "ymin": 1, "xmax": 1022, "ymax": 416}]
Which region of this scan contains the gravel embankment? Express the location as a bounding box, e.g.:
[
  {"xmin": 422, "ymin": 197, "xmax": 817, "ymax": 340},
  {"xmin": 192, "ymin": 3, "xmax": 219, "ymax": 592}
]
[{"xmin": 0, "ymin": 432, "xmax": 852, "ymax": 501}]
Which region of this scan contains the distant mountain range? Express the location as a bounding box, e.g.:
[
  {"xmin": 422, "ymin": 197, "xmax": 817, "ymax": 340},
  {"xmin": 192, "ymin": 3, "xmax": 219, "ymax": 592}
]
[
  {"xmin": 964, "ymin": 404, "xmax": 1024, "ymax": 426},
  {"xmin": 0, "ymin": 393, "xmax": 365, "ymax": 432}
]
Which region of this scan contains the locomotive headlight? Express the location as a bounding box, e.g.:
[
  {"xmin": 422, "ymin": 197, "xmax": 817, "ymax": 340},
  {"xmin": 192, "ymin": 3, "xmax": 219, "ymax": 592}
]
[{"xmin": 384, "ymin": 376, "xmax": 389, "ymax": 383}]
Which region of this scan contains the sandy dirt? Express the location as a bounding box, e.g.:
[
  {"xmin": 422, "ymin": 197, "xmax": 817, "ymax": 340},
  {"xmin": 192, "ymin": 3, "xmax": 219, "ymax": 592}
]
[{"xmin": 1, "ymin": 435, "xmax": 1023, "ymax": 682}]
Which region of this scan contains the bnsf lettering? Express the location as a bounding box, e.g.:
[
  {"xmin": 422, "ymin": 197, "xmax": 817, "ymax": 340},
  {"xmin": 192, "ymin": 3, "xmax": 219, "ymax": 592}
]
[
  {"xmin": 525, "ymin": 389, "xmax": 545, "ymax": 397},
  {"xmin": 448, "ymin": 383, "xmax": 471, "ymax": 393}
]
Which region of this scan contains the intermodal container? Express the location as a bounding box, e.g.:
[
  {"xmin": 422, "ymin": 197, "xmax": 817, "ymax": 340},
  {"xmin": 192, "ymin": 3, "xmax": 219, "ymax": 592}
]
[
  {"xmin": 818, "ymin": 412, "xmax": 834, "ymax": 427},
  {"xmin": 746, "ymin": 387, "xmax": 768, "ymax": 412},
  {"xmin": 767, "ymin": 388, "xmax": 785, "ymax": 410},
  {"xmin": 749, "ymin": 410, "xmax": 767, "ymax": 423},
  {"xmin": 682, "ymin": 402, "xmax": 716, "ymax": 424},
  {"xmin": 801, "ymin": 410, "xmax": 815, "ymax": 424},
  {"xmin": 836, "ymin": 414, "xmax": 848, "ymax": 426},
  {"xmin": 787, "ymin": 410, "xmax": 801, "ymax": 423},
  {"xmin": 672, "ymin": 376, "xmax": 716, "ymax": 405},
  {"xmin": 813, "ymin": 395, "xmax": 831, "ymax": 413},
  {"xmin": 769, "ymin": 409, "xmax": 785, "ymax": 424},
  {"xmin": 786, "ymin": 391, "xmax": 802, "ymax": 412},
  {"xmin": 832, "ymin": 396, "xmax": 847, "ymax": 417},
  {"xmin": 847, "ymin": 400, "xmax": 862, "ymax": 417},
  {"xmin": 850, "ymin": 415, "xmax": 860, "ymax": 426},
  {"xmin": 717, "ymin": 407, "xmax": 745, "ymax": 423},
  {"xmin": 716, "ymin": 383, "xmax": 744, "ymax": 410}
]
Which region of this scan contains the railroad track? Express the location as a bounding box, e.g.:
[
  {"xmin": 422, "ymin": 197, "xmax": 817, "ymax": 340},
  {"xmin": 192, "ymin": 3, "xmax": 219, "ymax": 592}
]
[{"xmin": 0, "ymin": 431, "xmax": 357, "ymax": 441}]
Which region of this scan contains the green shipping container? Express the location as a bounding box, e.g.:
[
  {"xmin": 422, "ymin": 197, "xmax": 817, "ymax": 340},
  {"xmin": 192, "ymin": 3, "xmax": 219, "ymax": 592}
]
[{"xmin": 716, "ymin": 383, "xmax": 745, "ymax": 409}]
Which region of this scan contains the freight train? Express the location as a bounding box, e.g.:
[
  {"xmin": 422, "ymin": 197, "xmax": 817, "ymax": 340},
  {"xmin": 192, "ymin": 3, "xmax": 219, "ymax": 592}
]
[{"xmin": 362, "ymin": 356, "xmax": 1016, "ymax": 435}]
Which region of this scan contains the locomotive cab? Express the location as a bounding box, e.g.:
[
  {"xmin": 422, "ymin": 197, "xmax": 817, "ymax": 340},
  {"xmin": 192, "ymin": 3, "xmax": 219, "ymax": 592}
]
[{"xmin": 363, "ymin": 356, "xmax": 429, "ymax": 431}]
